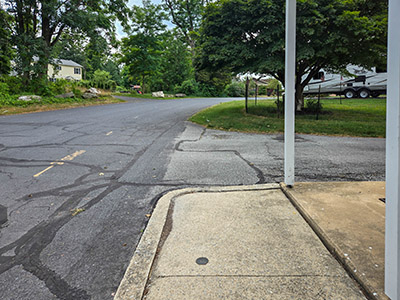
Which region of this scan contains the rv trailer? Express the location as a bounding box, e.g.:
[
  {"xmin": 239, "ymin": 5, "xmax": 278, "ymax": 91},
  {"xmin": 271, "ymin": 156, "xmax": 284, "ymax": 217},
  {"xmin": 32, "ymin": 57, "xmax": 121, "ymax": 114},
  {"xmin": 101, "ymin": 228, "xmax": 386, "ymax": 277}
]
[{"xmin": 303, "ymin": 65, "xmax": 387, "ymax": 99}]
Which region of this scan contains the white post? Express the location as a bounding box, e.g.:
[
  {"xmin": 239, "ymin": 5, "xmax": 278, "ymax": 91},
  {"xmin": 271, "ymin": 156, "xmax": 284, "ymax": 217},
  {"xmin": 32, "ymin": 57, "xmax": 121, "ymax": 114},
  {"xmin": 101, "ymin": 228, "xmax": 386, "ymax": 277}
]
[
  {"xmin": 284, "ymin": 0, "xmax": 296, "ymax": 186},
  {"xmin": 385, "ymin": 0, "xmax": 400, "ymax": 298}
]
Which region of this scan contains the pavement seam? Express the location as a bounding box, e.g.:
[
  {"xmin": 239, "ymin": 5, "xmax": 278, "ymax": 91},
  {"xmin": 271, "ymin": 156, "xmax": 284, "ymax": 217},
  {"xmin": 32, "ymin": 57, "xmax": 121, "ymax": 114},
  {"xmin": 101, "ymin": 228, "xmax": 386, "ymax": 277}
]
[
  {"xmin": 113, "ymin": 184, "xmax": 280, "ymax": 300},
  {"xmin": 280, "ymin": 183, "xmax": 379, "ymax": 300}
]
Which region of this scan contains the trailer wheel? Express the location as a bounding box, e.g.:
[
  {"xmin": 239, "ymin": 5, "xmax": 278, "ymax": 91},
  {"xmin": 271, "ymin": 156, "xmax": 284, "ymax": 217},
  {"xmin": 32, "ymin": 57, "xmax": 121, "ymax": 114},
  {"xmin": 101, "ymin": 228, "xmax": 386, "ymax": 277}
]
[
  {"xmin": 359, "ymin": 88, "xmax": 370, "ymax": 99},
  {"xmin": 344, "ymin": 89, "xmax": 356, "ymax": 99}
]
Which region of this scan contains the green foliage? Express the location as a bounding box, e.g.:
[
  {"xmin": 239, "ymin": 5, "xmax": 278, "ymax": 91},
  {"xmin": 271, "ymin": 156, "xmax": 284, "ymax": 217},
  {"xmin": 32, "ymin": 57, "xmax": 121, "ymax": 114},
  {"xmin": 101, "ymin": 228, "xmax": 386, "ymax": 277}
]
[
  {"xmin": 48, "ymin": 79, "xmax": 70, "ymax": 95},
  {"xmin": 199, "ymin": 0, "xmax": 387, "ymax": 105},
  {"xmin": 121, "ymin": 0, "xmax": 167, "ymax": 93},
  {"xmin": 0, "ymin": 95, "xmax": 83, "ymax": 108},
  {"xmin": 71, "ymin": 87, "xmax": 83, "ymax": 98},
  {"xmin": 266, "ymin": 79, "xmax": 283, "ymax": 91},
  {"xmin": 163, "ymin": 0, "xmax": 205, "ymax": 52},
  {"xmin": 78, "ymin": 80, "xmax": 92, "ymax": 88},
  {"xmin": 175, "ymin": 79, "xmax": 199, "ymax": 95},
  {"xmin": 92, "ymin": 69, "xmax": 112, "ymax": 89},
  {"xmin": 0, "ymin": 76, "xmax": 23, "ymax": 94},
  {"xmin": 155, "ymin": 32, "xmax": 193, "ymax": 92},
  {"xmin": 85, "ymin": 35, "xmax": 111, "ymax": 79},
  {"xmin": 224, "ymin": 81, "xmax": 246, "ymax": 97},
  {"xmin": 0, "ymin": 82, "xmax": 9, "ymax": 96},
  {"xmin": 7, "ymin": 0, "xmax": 129, "ymax": 82},
  {"xmin": 196, "ymin": 69, "xmax": 232, "ymax": 96},
  {"xmin": 116, "ymin": 86, "xmax": 128, "ymax": 93},
  {"xmin": 306, "ymin": 98, "xmax": 323, "ymax": 114},
  {"xmin": 0, "ymin": 8, "xmax": 13, "ymax": 75}
]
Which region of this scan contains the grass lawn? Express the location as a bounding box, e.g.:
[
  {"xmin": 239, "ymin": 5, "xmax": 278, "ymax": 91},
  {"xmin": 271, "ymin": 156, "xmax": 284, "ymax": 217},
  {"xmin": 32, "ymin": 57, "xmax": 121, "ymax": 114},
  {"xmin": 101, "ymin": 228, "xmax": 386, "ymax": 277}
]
[
  {"xmin": 0, "ymin": 96, "xmax": 124, "ymax": 116},
  {"xmin": 189, "ymin": 98, "xmax": 386, "ymax": 137}
]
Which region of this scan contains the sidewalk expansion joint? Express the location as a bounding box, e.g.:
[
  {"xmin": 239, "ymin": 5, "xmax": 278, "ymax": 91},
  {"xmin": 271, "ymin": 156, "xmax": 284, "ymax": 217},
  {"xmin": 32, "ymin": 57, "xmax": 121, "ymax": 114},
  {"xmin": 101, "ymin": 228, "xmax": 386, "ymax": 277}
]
[
  {"xmin": 156, "ymin": 274, "xmax": 344, "ymax": 279},
  {"xmin": 280, "ymin": 183, "xmax": 378, "ymax": 300}
]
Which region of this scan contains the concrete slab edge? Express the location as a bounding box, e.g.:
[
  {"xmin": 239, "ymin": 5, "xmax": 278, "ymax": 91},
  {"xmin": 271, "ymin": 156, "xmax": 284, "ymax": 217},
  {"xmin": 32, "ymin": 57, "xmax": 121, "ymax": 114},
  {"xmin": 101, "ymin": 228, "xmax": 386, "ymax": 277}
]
[
  {"xmin": 280, "ymin": 182, "xmax": 380, "ymax": 300},
  {"xmin": 114, "ymin": 183, "xmax": 280, "ymax": 300}
]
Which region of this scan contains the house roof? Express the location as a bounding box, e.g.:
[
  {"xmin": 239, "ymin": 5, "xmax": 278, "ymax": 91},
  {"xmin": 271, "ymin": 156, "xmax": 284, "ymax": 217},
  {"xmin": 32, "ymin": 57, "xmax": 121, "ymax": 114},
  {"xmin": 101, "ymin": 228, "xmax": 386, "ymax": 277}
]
[
  {"xmin": 53, "ymin": 59, "xmax": 83, "ymax": 68},
  {"xmin": 32, "ymin": 57, "xmax": 83, "ymax": 68}
]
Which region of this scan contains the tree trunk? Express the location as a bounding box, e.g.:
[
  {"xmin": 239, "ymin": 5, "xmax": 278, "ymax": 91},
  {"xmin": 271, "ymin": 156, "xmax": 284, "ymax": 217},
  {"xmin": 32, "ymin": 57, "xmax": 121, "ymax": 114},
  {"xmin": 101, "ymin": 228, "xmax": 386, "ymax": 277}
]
[
  {"xmin": 295, "ymin": 82, "xmax": 305, "ymax": 112},
  {"xmin": 142, "ymin": 75, "xmax": 146, "ymax": 94}
]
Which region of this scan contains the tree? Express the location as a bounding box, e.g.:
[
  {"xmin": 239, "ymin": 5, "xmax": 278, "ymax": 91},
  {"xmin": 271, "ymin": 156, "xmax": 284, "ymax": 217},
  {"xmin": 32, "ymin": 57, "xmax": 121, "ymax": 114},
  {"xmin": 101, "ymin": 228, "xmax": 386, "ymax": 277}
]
[
  {"xmin": 199, "ymin": 0, "xmax": 387, "ymax": 110},
  {"xmin": 5, "ymin": 0, "xmax": 128, "ymax": 82},
  {"xmin": 153, "ymin": 31, "xmax": 193, "ymax": 92},
  {"xmin": 104, "ymin": 59, "xmax": 123, "ymax": 86},
  {"xmin": 0, "ymin": 7, "xmax": 13, "ymax": 75},
  {"xmin": 120, "ymin": 0, "xmax": 167, "ymax": 92},
  {"xmin": 92, "ymin": 69, "xmax": 112, "ymax": 89},
  {"xmin": 53, "ymin": 31, "xmax": 88, "ymax": 67},
  {"xmin": 163, "ymin": 0, "xmax": 209, "ymax": 55},
  {"xmin": 85, "ymin": 35, "xmax": 112, "ymax": 79}
]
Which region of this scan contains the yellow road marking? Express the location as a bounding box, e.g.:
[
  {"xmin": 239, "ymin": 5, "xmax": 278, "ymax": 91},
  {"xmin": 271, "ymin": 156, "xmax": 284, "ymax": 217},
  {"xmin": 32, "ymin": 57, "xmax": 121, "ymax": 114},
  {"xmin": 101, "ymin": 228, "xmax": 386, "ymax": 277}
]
[
  {"xmin": 33, "ymin": 166, "xmax": 55, "ymax": 178},
  {"xmin": 106, "ymin": 131, "xmax": 113, "ymax": 136},
  {"xmin": 60, "ymin": 150, "xmax": 86, "ymax": 161},
  {"xmin": 33, "ymin": 150, "xmax": 86, "ymax": 178}
]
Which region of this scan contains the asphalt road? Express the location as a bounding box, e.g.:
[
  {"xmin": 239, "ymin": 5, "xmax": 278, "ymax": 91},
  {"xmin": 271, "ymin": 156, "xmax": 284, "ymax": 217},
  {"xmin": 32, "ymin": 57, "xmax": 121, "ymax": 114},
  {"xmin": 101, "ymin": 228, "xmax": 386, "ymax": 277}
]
[{"xmin": 0, "ymin": 96, "xmax": 385, "ymax": 300}]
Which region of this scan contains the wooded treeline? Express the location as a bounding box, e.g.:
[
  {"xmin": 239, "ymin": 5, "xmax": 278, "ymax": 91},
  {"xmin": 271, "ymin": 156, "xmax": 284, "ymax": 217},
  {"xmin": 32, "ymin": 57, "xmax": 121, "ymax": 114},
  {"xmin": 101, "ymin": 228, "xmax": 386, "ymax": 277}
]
[{"xmin": 0, "ymin": 0, "xmax": 387, "ymax": 99}]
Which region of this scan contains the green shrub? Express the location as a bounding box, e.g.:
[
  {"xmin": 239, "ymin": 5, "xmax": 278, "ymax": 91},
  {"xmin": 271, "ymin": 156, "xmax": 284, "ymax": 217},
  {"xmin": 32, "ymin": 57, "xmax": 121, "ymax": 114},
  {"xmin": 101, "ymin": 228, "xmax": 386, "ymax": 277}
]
[
  {"xmin": 0, "ymin": 76, "xmax": 22, "ymax": 94},
  {"xmin": 116, "ymin": 86, "xmax": 128, "ymax": 93},
  {"xmin": 72, "ymin": 87, "xmax": 82, "ymax": 98},
  {"xmin": 48, "ymin": 79, "xmax": 70, "ymax": 95},
  {"xmin": 78, "ymin": 80, "xmax": 91, "ymax": 88},
  {"xmin": 224, "ymin": 82, "xmax": 245, "ymax": 97},
  {"xmin": 0, "ymin": 82, "xmax": 9, "ymax": 95},
  {"xmin": 258, "ymin": 85, "xmax": 267, "ymax": 95},
  {"xmin": 306, "ymin": 98, "xmax": 323, "ymax": 114},
  {"xmin": 198, "ymin": 83, "xmax": 220, "ymax": 97},
  {"xmin": 175, "ymin": 79, "xmax": 199, "ymax": 95}
]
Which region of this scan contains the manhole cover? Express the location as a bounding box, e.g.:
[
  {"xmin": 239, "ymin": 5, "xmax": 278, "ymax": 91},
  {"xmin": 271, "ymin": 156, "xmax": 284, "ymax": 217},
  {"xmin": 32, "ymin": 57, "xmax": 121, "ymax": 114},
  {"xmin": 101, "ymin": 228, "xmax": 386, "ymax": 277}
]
[{"xmin": 196, "ymin": 257, "xmax": 209, "ymax": 265}]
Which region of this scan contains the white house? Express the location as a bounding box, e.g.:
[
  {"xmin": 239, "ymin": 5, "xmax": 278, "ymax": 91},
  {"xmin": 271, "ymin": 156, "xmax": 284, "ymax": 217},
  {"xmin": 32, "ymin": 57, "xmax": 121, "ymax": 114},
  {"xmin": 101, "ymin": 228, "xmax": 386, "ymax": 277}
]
[{"xmin": 48, "ymin": 59, "xmax": 83, "ymax": 81}]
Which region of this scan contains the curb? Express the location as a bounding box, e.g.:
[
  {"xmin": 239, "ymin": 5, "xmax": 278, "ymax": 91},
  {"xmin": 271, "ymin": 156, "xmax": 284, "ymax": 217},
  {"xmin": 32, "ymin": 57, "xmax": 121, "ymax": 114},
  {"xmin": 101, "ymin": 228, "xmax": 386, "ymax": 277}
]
[
  {"xmin": 114, "ymin": 183, "xmax": 280, "ymax": 300},
  {"xmin": 280, "ymin": 183, "xmax": 382, "ymax": 300}
]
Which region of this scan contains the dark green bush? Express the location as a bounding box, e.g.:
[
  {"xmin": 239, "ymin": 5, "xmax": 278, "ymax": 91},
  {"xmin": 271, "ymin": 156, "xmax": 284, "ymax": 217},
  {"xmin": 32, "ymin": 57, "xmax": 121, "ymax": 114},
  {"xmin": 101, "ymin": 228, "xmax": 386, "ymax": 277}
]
[
  {"xmin": 175, "ymin": 79, "xmax": 199, "ymax": 95},
  {"xmin": 48, "ymin": 79, "xmax": 70, "ymax": 95},
  {"xmin": 0, "ymin": 76, "xmax": 22, "ymax": 95},
  {"xmin": 306, "ymin": 98, "xmax": 323, "ymax": 114},
  {"xmin": 224, "ymin": 82, "xmax": 245, "ymax": 97},
  {"xmin": 0, "ymin": 82, "xmax": 9, "ymax": 95}
]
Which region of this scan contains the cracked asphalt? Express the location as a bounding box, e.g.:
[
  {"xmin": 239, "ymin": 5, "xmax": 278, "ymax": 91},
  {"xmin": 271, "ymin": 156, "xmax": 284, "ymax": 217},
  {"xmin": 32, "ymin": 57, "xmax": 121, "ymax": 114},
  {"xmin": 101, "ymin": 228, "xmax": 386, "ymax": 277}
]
[{"xmin": 0, "ymin": 96, "xmax": 385, "ymax": 299}]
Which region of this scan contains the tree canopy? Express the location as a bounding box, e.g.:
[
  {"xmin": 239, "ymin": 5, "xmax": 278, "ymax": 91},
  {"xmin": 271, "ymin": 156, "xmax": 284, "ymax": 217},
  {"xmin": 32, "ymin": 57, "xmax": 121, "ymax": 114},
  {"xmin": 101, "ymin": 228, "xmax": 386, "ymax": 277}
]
[
  {"xmin": 163, "ymin": 0, "xmax": 209, "ymax": 54},
  {"xmin": 198, "ymin": 0, "xmax": 387, "ymax": 108},
  {"xmin": 120, "ymin": 0, "xmax": 167, "ymax": 92},
  {"xmin": 4, "ymin": 0, "xmax": 129, "ymax": 82},
  {"xmin": 0, "ymin": 7, "xmax": 13, "ymax": 75}
]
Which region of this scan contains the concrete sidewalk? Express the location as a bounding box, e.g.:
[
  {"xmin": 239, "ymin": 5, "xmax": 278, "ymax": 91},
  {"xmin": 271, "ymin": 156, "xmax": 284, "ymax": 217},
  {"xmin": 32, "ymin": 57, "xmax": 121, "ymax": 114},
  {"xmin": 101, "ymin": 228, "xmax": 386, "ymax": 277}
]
[
  {"xmin": 115, "ymin": 182, "xmax": 387, "ymax": 299},
  {"xmin": 282, "ymin": 181, "xmax": 386, "ymax": 300}
]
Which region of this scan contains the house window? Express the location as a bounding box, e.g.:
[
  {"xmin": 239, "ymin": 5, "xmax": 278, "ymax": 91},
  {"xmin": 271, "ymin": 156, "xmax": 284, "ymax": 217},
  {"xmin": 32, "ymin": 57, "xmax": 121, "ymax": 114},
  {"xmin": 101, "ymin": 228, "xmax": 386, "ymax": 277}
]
[
  {"xmin": 74, "ymin": 68, "xmax": 81, "ymax": 75},
  {"xmin": 56, "ymin": 66, "xmax": 62, "ymax": 71}
]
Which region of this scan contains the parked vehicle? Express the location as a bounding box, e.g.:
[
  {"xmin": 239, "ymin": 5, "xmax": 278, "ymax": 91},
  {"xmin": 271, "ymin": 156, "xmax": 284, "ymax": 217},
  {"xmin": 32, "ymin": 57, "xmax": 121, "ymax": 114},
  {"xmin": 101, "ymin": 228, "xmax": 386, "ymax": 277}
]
[{"xmin": 303, "ymin": 65, "xmax": 387, "ymax": 99}]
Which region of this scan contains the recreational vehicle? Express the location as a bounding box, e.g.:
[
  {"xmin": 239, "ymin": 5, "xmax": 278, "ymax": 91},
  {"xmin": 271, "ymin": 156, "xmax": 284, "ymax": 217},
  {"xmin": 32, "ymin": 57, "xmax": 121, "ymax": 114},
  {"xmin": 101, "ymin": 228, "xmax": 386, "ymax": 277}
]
[{"xmin": 303, "ymin": 65, "xmax": 387, "ymax": 99}]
